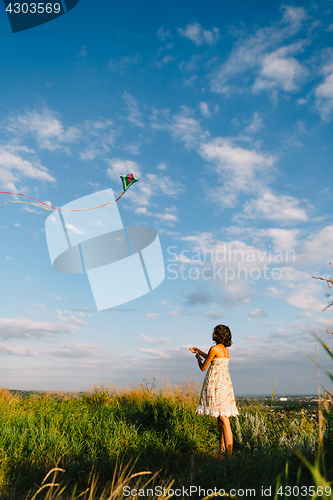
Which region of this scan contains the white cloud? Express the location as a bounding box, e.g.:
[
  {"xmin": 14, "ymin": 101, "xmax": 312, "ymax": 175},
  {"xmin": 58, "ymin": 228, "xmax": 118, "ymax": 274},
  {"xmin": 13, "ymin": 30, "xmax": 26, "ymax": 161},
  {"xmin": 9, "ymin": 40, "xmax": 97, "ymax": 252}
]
[
  {"xmin": 0, "ymin": 343, "xmax": 43, "ymax": 357},
  {"xmin": 150, "ymin": 106, "xmax": 202, "ymax": 148},
  {"xmin": 123, "ymin": 91, "xmax": 143, "ymax": 128},
  {"xmin": 179, "ymin": 55, "xmax": 201, "ymax": 74},
  {"xmin": 155, "ymin": 55, "xmax": 175, "ymax": 69},
  {"xmin": 199, "ymin": 138, "xmax": 275, "ymax": 207},
  {"xmin": 116, "ymin": 166, "xmax": 183, "ymax": 211},
  {"xmin": 175, "ymin": 230, "xmax": 331, "ymax": 310},
  {"xmin": 178, "ymin": 22, "xmax": 220, "ymax": 46},
  {"xmin": 0, "ymin": 342, "xmax": 100, "ymax": 359},
  {"xmin": 315, "ymin": 59, "xmax": 333, "ymax": 121},
  {"xmin": 145, "ymin": 313, "xmax": 162, "ymax": 319},
  {"xmin": 242, "ymin": 191, "xmax": 308, "ymax": 221},
  {"xmin": 65, "ymin": 224, "xmax": 85, "ymax": 236},
  {"xmin": 146, "ymin": 174, "xmax": 183, "ymax": 196},
  {"xmin": 265, "ymin": 268, "xmax": 329, "ymax": 313},
  {"xmin": 157, "ymin": 27, "xmax": 171, "ymax": 41},
  {"xmin": 0, "ymin": 146, "xmax": 55, "ymax": 189},
  {"xmin": 0, "ymin": 316, "xmax": 86, "ymax": 340},
  {"xmin": 285, "ymin": 283, "xmax": 327, "ymax": 312},
  {"xmin": 135, "ymin": 203, "xmax": 179, "ymax": 224},
  {"xmin": 182, "ymin": 75, "xmax": 197, "ymax": 87},
  {"xmin": 138, "ymin": 334, "xmax": 172, "ymax": 344},
  {"xmin": 210, "ymin": 6, "xmax": 307, "ymax": 94},
  {"xmin": 8, "ymin": 109, "xmax": 80, "ymax": 151},
  {"xmin": 161, "ymin": 55, "xmax": 175, "ymax": 65},
  {"xmin": 156, "ymin": 213, "xmax": 178, "ymax": 222},
  {"xmin": 252, "ymin": 42, "xmax": 307, "ymax": 94},
  {"xmin": 108, "ymin": 54, "xmax": 141, "ymax": 74},
  {"xmin": 106, "ymin": 158, "xmax": 141, "ymax": 181},
  {"xmin": 199, "ymin": 102, "xmax": 212, "ymax": 118},
  {"xmin": 243, "ymin": 112, "xmax": 263, "ymax": 134},
  {"xmin": 246, "ymin": 308, "xmax": 268, "ymax": 320},
  {"xmin": 205, "ymin": 311, "xmax": 223, "ymax": 319},
  {"xmin": 48, "ymin": 343, "xmax": 101, "ymax": 359},
  {"xmin": 78, "ymin": 118, "xmax": 117, "ymax": 161},
  {"xmin": 301, "ymin": 225, "xmax": 333, "ymax": 263},
  {"xmin": 139, "ymin": 348, "xmax": 171, "ymax": 358},
  {"xmin": 263, "ymin": 228, "xmax": 301, "ymax": 250}
]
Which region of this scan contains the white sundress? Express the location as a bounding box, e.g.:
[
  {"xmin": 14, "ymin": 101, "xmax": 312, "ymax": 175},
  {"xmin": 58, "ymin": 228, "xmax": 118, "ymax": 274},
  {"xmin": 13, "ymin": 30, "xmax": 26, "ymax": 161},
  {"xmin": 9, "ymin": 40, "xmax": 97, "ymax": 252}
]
[{"xmin": 196, "ymin": 352, "xmax": 239, "ymax": 418}]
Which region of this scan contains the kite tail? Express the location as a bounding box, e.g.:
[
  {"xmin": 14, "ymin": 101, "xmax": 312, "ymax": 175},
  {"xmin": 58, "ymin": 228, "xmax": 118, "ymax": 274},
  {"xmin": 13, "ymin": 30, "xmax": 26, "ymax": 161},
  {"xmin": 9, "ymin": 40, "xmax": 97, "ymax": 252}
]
[
  {"xmin": 1, "ymin": 200, "xmax": 55, "ymax": 211},
  {"xmin": 0, "ymin": 191, "xmax": 58, "ymax": 209},
  {"xmin": 1, "ymin": 191, "xmax": 126, "ymax": 212},
  {"xmin": 0, "ymin": 173, "xmax": 136, "ymax": 211},
  {"xmin": 115, "ymin": 191, "xmax": 125, "ymax": 202}
]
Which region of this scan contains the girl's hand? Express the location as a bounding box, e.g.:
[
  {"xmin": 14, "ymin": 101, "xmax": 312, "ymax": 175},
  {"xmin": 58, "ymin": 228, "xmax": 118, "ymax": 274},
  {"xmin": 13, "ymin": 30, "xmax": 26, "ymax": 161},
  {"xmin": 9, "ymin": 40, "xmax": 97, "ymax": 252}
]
[{"xmin": 189, "ymin": 347, "xmax": 197, "ymax": 353}]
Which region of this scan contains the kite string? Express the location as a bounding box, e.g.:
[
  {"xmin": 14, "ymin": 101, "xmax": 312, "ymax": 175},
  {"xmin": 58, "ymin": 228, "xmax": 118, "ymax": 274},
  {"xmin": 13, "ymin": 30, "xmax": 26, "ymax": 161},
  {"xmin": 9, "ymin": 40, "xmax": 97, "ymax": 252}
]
[
  {"xmin": 0, "ymin": 191, "xmax": 59, "ymax": 209},
  {"xmin": 0, "ymin": 190, "xmax": 125, "ymax": 212}
]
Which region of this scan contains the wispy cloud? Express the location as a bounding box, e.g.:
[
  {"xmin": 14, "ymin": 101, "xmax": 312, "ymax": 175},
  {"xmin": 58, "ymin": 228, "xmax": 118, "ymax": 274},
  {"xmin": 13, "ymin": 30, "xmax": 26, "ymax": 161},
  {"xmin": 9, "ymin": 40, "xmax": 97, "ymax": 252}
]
[
  {"xmin": 157, "ymin": 27, "xmax": 172, "ymax": 41},
  {"xmin": 262, "ymin": 228, "xmax": 301, "ymax": 251},
  {"xmin": 155, "ymin": 55, "xmax": 175, "ymax": 69},
  {"xmin": 79, "ymin": 118, "xmax": 117, "ymax": 160},
  {"xmin": 246, "ymin": 308, "xmax": 268, "ymax": 320},
  {"xmin": 145, "ymin": 313, "xmax": 161, "ymax": 320},
  {"xmin": 138, "ymin": 334, "xmax": 171, "ymax": 344},
  {"xmin": 315, "ymin": 56, "xmax": 333, "ymax": 121},
  {"xmin": 199, "ymin": 138, "xmax": 276, "ymax": 207},
  {"xmin": 139, "ymin": 348, "xmax": 172, "ymax": 359},
  {"xmin": 65, "ymin": 223, "xmax": 85, "ymax": 236},
  {"xmin": 7, "ymin": 109, "xmax": 81, "ymax": 151},
  {"xmin": 108, "ymin": 54, "xmax": 141, "ymax": 74},
  {"xmin": 178, "ymin": 22, "xmax": 220, "ymax": 46},
  {"xmin": 0, "ymin": 315, "xmax": 86, "ymax": 340},
  {"xmin": 0, "ymin": 342, "xmax": 100, "ymax": 358},
  {"xmin": 242, "ymin": 191, "xmax": 308, "ymax": 221},
  {"xmin": 106, "ymin": 158, "xmax": 141, "ymax": 181},
  {"xmin": 243, "ymin": 112, "xmax": 263, "ymax": 134},
  {"xmin": 199, "ymin": 102, "xmax": 212, "ymax": 118},
  {"xmin": 210, "ymin": 6, "xmax": 308, "ymax": 95},
  {"xmin": 205, "ymin": 311, "xmax": 223, "ymax": 319},
  {"xmin": 150, "ymin": 106, "xmax": 202, "ymax": 148},
  {"xmin": 0, "ymin": 145, "xmax": 55, "ymax": 189},
  {"xmin": 123, "ymin": 91, "xmax": 144, "ymax": 128},
  {"xmin": 252, "ymin": 41, "xmax": 308, "ymax": 95},
  {"xmin": 77, "ymin": 45, "xmax": 87, "ymax": 58}
]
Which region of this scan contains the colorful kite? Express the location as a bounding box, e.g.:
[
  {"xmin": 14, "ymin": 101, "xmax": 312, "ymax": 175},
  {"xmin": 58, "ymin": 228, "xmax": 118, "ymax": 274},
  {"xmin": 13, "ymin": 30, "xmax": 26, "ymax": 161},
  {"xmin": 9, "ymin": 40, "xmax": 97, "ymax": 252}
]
[{"xmin": 0, "ymin": 174, "xmax": 138, "ymax": 212}]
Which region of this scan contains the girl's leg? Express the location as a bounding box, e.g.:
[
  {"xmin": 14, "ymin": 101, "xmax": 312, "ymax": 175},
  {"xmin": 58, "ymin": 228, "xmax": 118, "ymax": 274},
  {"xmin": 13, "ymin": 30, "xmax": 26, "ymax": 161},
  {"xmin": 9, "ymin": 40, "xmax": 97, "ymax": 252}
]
[
  {"xmin": 217, "ymin": 417, "xmax": 225, "ymax": 460},
  {"xmin": 218, "ymin": 416, "xmax": 233, "ymax": 459}
]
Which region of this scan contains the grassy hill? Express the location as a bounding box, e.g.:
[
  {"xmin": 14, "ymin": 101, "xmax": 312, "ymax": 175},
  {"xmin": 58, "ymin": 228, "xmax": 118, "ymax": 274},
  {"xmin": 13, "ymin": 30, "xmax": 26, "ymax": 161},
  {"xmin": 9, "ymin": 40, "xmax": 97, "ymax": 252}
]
[{"xmin": 0, "ymin": 381, "xmax": 332, "ymax": 499}]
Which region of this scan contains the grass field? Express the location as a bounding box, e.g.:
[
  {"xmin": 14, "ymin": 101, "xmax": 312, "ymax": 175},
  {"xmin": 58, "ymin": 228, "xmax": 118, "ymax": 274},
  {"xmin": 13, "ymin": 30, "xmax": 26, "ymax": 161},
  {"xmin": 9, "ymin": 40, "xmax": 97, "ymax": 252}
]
[{"xmin": 0, "ymin": 380, "xmax": 332, "ymax": 500}]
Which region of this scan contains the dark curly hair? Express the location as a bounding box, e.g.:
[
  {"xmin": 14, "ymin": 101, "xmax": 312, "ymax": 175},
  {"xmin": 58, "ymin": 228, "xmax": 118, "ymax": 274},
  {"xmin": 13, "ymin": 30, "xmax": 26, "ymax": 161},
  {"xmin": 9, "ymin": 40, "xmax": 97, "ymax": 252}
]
[{"xmin": 212, "ymin": 325, "xmax": 232, "ymax": 347}]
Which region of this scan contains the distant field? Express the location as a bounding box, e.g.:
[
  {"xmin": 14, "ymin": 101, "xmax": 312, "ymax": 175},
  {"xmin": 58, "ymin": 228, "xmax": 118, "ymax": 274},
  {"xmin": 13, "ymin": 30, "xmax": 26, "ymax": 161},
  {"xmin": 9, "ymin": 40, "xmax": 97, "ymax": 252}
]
[{"xmin": 0, "ymin": 383, "xmax": 332, "ymax": 499}]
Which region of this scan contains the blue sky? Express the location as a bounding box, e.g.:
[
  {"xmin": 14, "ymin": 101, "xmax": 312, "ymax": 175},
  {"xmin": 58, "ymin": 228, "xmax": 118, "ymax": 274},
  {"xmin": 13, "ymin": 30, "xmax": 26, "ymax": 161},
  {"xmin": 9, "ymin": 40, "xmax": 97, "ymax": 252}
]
[{"xmin": 0, "ymin": 0, "xmax": 333, "ymax": 395}]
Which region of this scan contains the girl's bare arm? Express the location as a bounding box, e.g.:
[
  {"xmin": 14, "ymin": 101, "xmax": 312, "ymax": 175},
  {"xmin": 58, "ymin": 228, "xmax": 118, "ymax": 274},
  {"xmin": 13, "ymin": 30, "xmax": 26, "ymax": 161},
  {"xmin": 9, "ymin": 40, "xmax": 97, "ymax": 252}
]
[
  {"xmin": 198, "ymin": 346, "xmax": 218, "ymax": 372},
  {"xmin": 189, "ymin": 347, "xmax": 208, "ymax": 359}
]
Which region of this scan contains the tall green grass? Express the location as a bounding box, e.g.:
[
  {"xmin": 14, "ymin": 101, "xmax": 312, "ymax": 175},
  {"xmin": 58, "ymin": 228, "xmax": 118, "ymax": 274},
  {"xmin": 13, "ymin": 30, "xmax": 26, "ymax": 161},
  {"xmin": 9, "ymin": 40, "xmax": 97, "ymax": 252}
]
[{"xmin": 0, "ymin": 379, "xmax": 331, "ymax": 500}]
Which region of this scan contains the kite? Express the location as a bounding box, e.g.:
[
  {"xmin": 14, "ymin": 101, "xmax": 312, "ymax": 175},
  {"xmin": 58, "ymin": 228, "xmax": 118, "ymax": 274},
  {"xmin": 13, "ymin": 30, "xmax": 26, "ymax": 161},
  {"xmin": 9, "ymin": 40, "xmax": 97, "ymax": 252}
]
[{"xmin": 0, "ymin": 174, "xmax": 138, "ymax": 212}]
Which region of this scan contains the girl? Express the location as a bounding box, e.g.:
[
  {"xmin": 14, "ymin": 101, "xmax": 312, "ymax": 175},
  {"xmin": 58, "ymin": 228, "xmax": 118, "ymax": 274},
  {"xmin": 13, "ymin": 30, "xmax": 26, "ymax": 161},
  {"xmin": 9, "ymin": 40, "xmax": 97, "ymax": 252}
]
[{"xmin": 190, "ymin": 324, "xmax": 238, "ymax": 461}]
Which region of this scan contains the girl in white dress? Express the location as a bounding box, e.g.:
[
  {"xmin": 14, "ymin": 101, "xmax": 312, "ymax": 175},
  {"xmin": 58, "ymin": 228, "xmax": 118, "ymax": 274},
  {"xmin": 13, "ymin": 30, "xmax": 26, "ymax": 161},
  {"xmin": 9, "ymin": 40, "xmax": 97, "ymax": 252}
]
[{"xmin": 190, "ymin": 325, "xmax": 238, "ymax": 460}]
